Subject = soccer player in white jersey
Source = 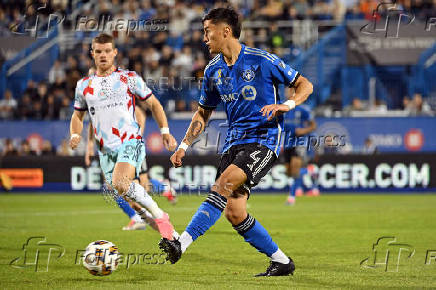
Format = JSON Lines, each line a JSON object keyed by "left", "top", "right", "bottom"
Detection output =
{"left": 69, "top": 33, "right": 177, "bottom": 240}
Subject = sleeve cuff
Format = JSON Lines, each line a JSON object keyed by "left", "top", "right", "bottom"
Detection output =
{"left": 289, "top": 72, "right": 300, "bottom": 88}
{"left": 74, "top": 107, "right": 88, "bottom": 111}
{"left": 139, "top": 92, "right": 152, "bottom": 100}
{"left": 198, "top": 103, "right": 217, "bottom": 110}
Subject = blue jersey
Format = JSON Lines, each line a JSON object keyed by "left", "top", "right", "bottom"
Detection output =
{"left": 199, "top": 45, "right": 300, "bottom": 156}
{"left": 283, "top": 105, "right": 314, "bottom": 149}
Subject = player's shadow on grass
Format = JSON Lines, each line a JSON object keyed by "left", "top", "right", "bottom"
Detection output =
{"left": 209, "top": 230, "right": 239, "bottom": 236}
{"left": 185, "top": 252, "right": 249, "bottom": 267}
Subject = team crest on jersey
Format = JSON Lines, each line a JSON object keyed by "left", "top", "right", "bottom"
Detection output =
{"left": 241, "top": 69, "right": 255, "bottom": 82}
{"left": 279, "top": 61, "right": 286, "bottom": 69}
{"left": 241, "top": 85, "right": 257, "bottom": 101}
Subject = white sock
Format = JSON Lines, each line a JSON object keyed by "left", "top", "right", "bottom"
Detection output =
{"left": 126, "top": 182, "right": 163, "bottom": 219}
{"left": 132, "top": 214, "right": 143, "bottom": 223}
{"left": 179, "top": 231, "right": 193, "bottom": 253}
{"left": 271, "top": 249, "right": 290, "bottom": 264}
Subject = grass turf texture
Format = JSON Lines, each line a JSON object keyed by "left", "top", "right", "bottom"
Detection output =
{"left": 0, "top": 193, "right": 435, "bottom": 289}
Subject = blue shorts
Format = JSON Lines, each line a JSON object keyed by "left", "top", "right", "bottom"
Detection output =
{"left": 99, "top": 139, "right": 146, "bottom": 184}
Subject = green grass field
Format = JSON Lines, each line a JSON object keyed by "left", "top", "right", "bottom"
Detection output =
{"left": 1, "top": 193, "right": 436, "bottom": 289}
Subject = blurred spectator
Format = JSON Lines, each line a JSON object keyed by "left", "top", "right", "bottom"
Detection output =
{"left": 402, "top": 96, "right": 410, "bottom": 110}
{"left": 41, "top": 140, "right": 55, "bottom": 155}
{"left": 48, "top": 60, "right": 66, "bottom": 84}
{"left": 35, "top": 83, "right": 48, "bottom": 102}
{"left": 24, "top": 80, "right": 38, "bottom": 100}
{"left": 175, "top": 99, "right": 187, "bottom": 112}
{"left": 2, "top": 138, "right": 18, "bottom": 156}
{"left": 362, "top": 137, "right": 378, "bottom": 154}
{"left": 372, "top": 99, "right": 387, "bottom": 112}
{"left": 259, "top": 0, "right": 283, "bottom": 20}
{"left": 406, "top": 93, "right": 433, "bottom": 116}
{"left": 0, "top": 90, "right": 17, "bottom": 119}
{"left": 43, "top": 93, "right": 61, "bottom": 120}
{"left": 293, "top": 0, "right": 311, "bottom": 18}
{"left": 169, "top": 5, "right": 190, "bottom": 36}
{"left": 268, "top": 23, "right": 286, "bottom": 49}
{"left": 16, "top": 94, "right": 33, "bottom": 120}
{"left": 57, "top": 139, "right": 74, "bottom": 156}
{"left": 59, "top": 96, "right": 73, "bottom": 120}
{"left": 173, "top": 46, "right": 193, "bottom": 77}
{"left": 145, "top": 60, "right": 164, "bottom": 81}
{"left": 160, "top": 45, "right": 174, "bottom": 67}
{"left": 29, "top": 100, "right": 44, "bottom": 120}
{"left": 343, "top": 98, "right": 366, "bottom": 115}
{"left": 19, "top": 140, "right": 37, "bottom": 156}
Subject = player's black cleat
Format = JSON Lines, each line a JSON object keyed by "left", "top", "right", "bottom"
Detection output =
{"left": 158, "top": 238, "right": 182, "bottom": 264}
{"left": 255, "top": 257, "right": 295, "bottom": 277}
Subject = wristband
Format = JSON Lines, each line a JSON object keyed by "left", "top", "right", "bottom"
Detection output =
{"left": 178, "top": 142, "right": 189, "bottom": 151}
{"left": 283, "top": 100, "right": 296, "bottom": 110}
{"left": 160, "top": 127, "right": 170, "bottom": 134}
{"left": 71, "top": 133, "right": 81, "bottom": 139}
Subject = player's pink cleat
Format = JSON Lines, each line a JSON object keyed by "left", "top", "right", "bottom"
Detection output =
{"left": 306, "top": 188, "right": 320, "bottom": 196}
{"left": 162, "top": 179, "right": 177, "bottom": 204}
{"left": 286, "top": 196, "right": 296, "bottom": 205}
{"left": 295, "top": 188, "right": 304, "bottom": 197}
{"left": 162, "top": 188, "right": 177, "bottom": 204}
{"left": 154, "top": 213, "right": 175, "bottom": 240}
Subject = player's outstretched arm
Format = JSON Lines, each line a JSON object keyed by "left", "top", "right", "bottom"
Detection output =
{"left": 170, "top": 107, "right": 213, "bottom": 168}
{"left": 70, "top": 110, "right": 86, "bottom": 150}
{"left": 143, "top": 94, "right": 177, "bottom": 151}
{"left": 260, "top": 76, "right": 313, "bottom": 121}
{"left": 84, "top": 123, "right": 95, "bottom": 166}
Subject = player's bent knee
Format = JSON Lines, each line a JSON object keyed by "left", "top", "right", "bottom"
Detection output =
{"left": 224, "top": 208, "right": 246, "bottom": 225}
{"left": 212, "top": 178, "right": 232, "bottom": 197}
{"left": 214, "top": 177, "right": 241, "bottom": 197}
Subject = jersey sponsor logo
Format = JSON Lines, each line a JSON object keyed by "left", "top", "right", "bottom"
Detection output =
{"left": 220, "top": 92, "right": 238, "bottom": 102}
{"left": 241, "top": 69, "right": 255, "bottom": 82}
{"left": 93, "top": 102, "right": 125, "bottom": 111}
{"left": 241, "top": 85, "right": 257, "bottom": 101}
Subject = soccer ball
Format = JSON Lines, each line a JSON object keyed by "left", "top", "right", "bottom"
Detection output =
{"left": 82, "top": 240, "right": 119, "bottom": 276}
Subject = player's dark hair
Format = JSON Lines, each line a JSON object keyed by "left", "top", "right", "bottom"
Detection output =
{"left": 202, "top": 7, "right": 241, "bottom": 39}
{"left": 92, "top": 33, "right": 115, "bottom": 48}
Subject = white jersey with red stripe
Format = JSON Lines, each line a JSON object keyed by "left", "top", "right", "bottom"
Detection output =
{"left": 74, "top": 67, "right": 152, "bottom": 153}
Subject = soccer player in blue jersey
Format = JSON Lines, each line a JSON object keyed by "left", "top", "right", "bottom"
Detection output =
{"left": 159, "top": 8, "right": 313, "bottom": 276}
{"left": 282, "top": 104, "right": 318, "bottom": 205}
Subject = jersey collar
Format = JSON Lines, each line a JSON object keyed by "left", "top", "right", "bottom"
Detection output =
{"left": 95, "top": 66, "right": 117, "bottom": 77}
